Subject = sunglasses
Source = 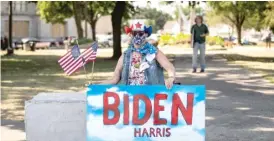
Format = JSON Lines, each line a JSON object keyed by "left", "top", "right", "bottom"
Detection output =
{"left": 132, "top": 31, "right": 145, "bottom": 36}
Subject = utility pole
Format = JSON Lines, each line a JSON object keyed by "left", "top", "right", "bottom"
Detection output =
{"left": 7, "top": 1, "right": 14, "bottom": 55}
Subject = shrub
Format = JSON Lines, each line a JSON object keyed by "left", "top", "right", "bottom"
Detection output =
{"left": 206, "top": 36, "right": 224, "bottom": 46}
{"left": 158, "top": 33, "right": 224, "bottom": 47}
{"left": 175, "top": 33, "right": 191, "bottom": 44}
{"left": 159, "top": 33, "right": 191, "bottom": 46}
{"left": 71, "top": 38, "right": 93, "bottom": 45}
{"left": 77, "top": 38, "right": 93, "bottom": 45}
{"left": 159, "top": 34, "right": 172, "bottom": 45}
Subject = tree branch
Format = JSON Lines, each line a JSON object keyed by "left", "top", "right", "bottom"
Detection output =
{"left": 226, "top": 15, "right": 236, "bottom": 24}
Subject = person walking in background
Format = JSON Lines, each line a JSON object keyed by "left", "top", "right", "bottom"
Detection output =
{"left": 191, "top": 16, "right": 209, "bottom": 73}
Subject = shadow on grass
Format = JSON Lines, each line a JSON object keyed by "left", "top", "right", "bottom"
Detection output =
{"left": 218, "top": 53, "right": 274, "bottom": 84}
{"left": 219, "top": 54, "right": 274, "bottom": 62}
{"left": 175, "top": 55, "right": 274, "bottom": 141}
{"left": 1, "top": 52, "right": 176, "bottom": 135}
{"left": 1, "top": 54, "right": 117, "bottom": 122}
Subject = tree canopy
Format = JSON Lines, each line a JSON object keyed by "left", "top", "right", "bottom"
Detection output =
{"left": 175, "top": 6, "right": 203, "bottom": 21}
{"left": 264, "top": 1, "right": 274, "bottom": 32}
{"left": 134, "top": 8, "right": 172, "bottom": 33}
{"left": 208, "top": 1, "right": 268, "bottom": 44}
{"left": 37, "top": 1, "right": 73, "bottom": 24}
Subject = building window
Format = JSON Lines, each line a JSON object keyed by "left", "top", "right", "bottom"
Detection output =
{"left": 3, "top": 2, "right": 9, "bottom": 11}
{"left": 12, "top": 2, "right": 16, "bottom": 11}
{"left": 21, "top": 2, "right": 27, "bottom": 12}
{"left": 12, "top": 1, "right": 27, "bottom": 12}
{"left": 15, "top": 1, "right": 21, "bottom": 12}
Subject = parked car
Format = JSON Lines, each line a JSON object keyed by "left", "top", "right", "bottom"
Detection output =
{"left": 13, "top": 39, "right": 24, "bottom": 50}
{"left": 21, "top": 37, "right": 38, "bottom": 51}
{"left": 21, "top": 37, "right": 38, "bottom": 44}
{"left": 97, "top": 35, "right": 112, "bottom": 48}
{"left": 40, "top": 37, "right": 65, "bottom": 47}
{"left": 40, "top": 38, "right": 56, "bottom": 47}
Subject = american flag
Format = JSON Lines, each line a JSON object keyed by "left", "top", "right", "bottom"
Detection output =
{"left": 58, "top": 42, "right": 98, "bottom": 75}
{"left": 81, "top": 42, "right": 98, "bottom": 62}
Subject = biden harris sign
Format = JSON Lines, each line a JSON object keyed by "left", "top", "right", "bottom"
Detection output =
{"left": 86, "top": 85, "right": 206, "bottom": 141}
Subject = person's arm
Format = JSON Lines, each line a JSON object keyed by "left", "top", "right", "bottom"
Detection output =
{"left": 156, "top": 50, "right": 176, "bottom": 89}
{"left": 100, "top": 54, "right": 124, "bottom": 84}
{"left": 205, "top": 25, "right": 209, "bottom": 36}
{"left": 190, "top": 25, "right": 194, "bottom": 41}
{"left": 201, "top": 25, "right": 209, "bottom": 37}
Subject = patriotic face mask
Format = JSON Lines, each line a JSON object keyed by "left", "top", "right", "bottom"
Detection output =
{"left": 133, "top": 31, "right": 146, "bottom": 45}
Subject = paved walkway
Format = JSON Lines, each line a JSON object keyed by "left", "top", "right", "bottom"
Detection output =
{"left": 1, "top": 120, "right": 25, "bottom": 141}
{"left": 174, "top": 53, "right": 274, "bottom": 141}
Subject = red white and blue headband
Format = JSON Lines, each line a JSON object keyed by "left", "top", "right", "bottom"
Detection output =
{"left": 124, "top": 22, "right": 152, "bottom": 37}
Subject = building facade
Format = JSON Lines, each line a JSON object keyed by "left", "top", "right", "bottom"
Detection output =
{"left": 1, "top": 1, "right": 112, "bottom": 40}
{"left": 1, "top": 1, "right": 39, "bottom": 39}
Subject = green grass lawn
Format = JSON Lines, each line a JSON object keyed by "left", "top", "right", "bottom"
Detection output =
{"left": 2, "top": 47, "right": 272, "bottom": 121}
{"left": 1, "top": 49, "right": 175, "bottom": 121}
{"left": 1, "top": 51, "right": 116, "bottom": 121}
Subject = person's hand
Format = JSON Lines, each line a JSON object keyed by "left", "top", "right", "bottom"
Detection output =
{"left": 200, "top": 34, "right": 206, "bottom": 37}
{"left": 165, "top": 77, "right": 174, "bottom": 89}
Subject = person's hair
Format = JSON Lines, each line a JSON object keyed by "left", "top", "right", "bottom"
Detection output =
{"left": 195, "top": 16, "right": 203, "bottom": 24}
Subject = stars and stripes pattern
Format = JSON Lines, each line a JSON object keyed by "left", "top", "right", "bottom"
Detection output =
{"left": 58, "top": 42, "right": 98, "bottom": 75}
{"left": 81, "top": 42, "right": 98, "bottom": 63}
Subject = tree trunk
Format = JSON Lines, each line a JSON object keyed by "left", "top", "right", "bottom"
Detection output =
{"left": 236, "top": 24, "right": 242, "bottom": 45}
{"left": 85, "top": 21, "right": 88, "bottom": 38}
{"left": 189, "top": 2, "right": 196, "bottom": 31}
{"left": 111, "top": 1, "right": 126, "bottom": 60}
{"left": 7, "top": 1, "right": 14, "bottom": 55}
{"left": 90, "top": 20, "right": 97, "bottom": 41}
{"left": 72, "top": 2, "right": 83, "bottom": 38}
{"left": 177, "top": 3, "right": 182, "bottom": 33}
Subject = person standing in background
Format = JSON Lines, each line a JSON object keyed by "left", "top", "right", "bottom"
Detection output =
{"left": 191, "top": 16, "right": 209, "bottom": 73}
{"left": 1, "top": 37, "right": 4, "bottom": 50}
{"left": 265, "top": 28, "right": 272, "bottom": 49}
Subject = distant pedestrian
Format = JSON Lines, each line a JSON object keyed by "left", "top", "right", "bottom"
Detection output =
{"left": 64, "top": 37, "right": 70, "bottom": 51}
{"left": 191, "top": 16, "right": 209, "bottom": 73}
{"left": 265, "top": 29, "right": 272, "bottom": 49}
{"left": 3, "top": 36, "right": 8, "bottom": 50}
{"left": 1, "top": 37, "right": 4, "bottom": 50}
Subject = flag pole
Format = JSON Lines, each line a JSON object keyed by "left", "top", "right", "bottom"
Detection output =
{"left": 90, "top": 60, "right": 95, "bottom": 84}
{"left": 90, "top": 41, "right": 98, "bottom": 84}
{"left": 76, "top": 39, "right": 90, "bottom": 84}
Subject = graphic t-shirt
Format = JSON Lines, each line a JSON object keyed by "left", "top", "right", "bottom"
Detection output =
{"left": 128, "top": 52, "right": 145, "bottom": 85}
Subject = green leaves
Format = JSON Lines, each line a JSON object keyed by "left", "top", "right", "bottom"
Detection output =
{"left": 264, "top": 2, "right": 274, "bottom": 31}
{"left": 208, "top": 1, "right": 273, "bottom": 32}
{"left": 134, "top": 8, "right": 172, "bottom": 33}
{"left": 208, "top": 1, "right": 271, "bottom": 45}
{"left": 37, "top": 1, "right": 73, "bottom": 24}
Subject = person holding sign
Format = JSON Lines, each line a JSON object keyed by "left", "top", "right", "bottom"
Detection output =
{"left": 191, "top": 16, "right": 209, "bottom": 73}
{"left": 101, "top": 22, "right": 176, "bottom": 89}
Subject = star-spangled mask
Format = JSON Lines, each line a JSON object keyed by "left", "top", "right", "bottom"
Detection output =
{"left": 133, "top": 33, "right": 146, "bottom": 45}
